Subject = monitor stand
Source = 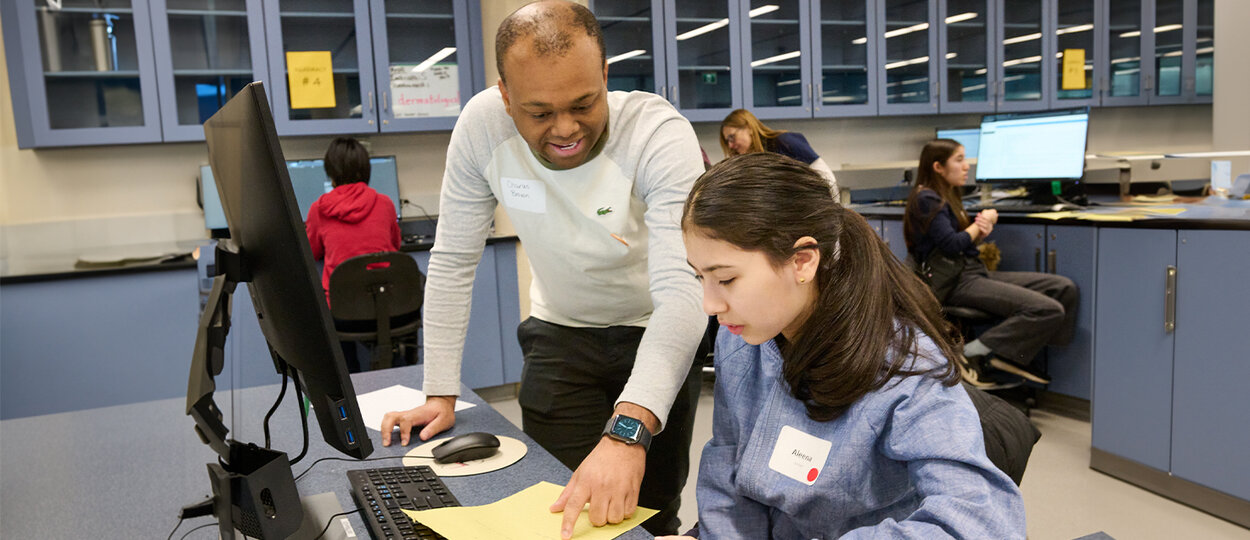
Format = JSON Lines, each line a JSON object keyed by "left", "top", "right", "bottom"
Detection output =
{"left": 234, "top": 492, "right": 356, "bottom": 540}
{"left": 186, "top": 242, "right": 305, "bottom": 539}
{"left": 1024, "top": 180, "right": 1088, "bottom": 207}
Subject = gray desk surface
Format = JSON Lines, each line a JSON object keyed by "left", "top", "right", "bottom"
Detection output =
{"left": 851, "top": 196, "right": 1250, "bottom": 229}
{"left": 0, "top": 365, "right": 651, "bottom": 539}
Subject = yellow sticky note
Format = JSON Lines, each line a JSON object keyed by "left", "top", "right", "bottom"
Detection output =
{"left": 400, "top": 481, "right": 657, "bottom": 540}
{"left": 286, "top": 51, "right": 336, "bottom": 109}
{"left": 1062, "top": 49, "right": 1087, "bottom": 90}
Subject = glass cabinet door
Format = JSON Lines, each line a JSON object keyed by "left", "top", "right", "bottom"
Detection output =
{"left": 1051, "top": 0, "right": 1098, "bottom": 108}
{"left": 664, "top": 0, "right": 741, "bottom": 122}
{"left": 996, "top": 0, "right": 1046, "bottom": 111}
{"left": 1103, "top": 0, "right": 1146, "bottom": 105}
{"left": 11, "top": 0, "right": 162, "bottom": 147}
{"left": 742, "top": 0, "right": 811, "bottom": 119}
{"left": 878, "top": 0, "right": 938, "bottom": 115}
{"left": 813, "top": 0, "right": 876, "bottom": 117}
{"left": 1149, "top": 0, "right": 1186, "bottom": 102}
{"left": 591, "top": 0, "right": 666, "bottom": 98}
{"left": 263, "top": 0, "right": 376, "bottom": 136}
{"left": 150, "top": 0, "right": 269, "bottom": 141}
{"left": 371, "top": 0, "right": 476, "bottom": 132}
{"left": 1194, "top": 0, "right": 1212, "bottom": 100}
{"left": 938, "top": 0, "right": 993, "bottom": 113}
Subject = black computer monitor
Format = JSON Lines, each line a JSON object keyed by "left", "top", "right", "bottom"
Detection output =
{"left": 974, "top": 109, "right": 1089, "bottom": 182}
{"left": 190, "top": 81, "right": 373, "bottom": 538}
{"left": 936, "top": 127, "right": 981, "bottom": 159}
{"left": 200, "top": 156, "right": 402, "bottom": 234}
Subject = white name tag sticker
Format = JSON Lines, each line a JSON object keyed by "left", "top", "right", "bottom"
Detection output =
{"left": 501, "top": 177, "right": 547, "bottom": 214}
{"left": 768, "top": 425, "right": 833, "bottom": 486}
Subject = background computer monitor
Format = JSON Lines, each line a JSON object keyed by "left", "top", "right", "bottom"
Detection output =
{"left": 201, "top": 156, "right": 402, "bottom": 232}
{"left": 936, "top": 127, "right": 981, "bottom": 159}
{"left": 201, "top": 82, "right": 372, "bottom": 461}
{"left": 974, "top": 109, "right": 1089, "bottom": 182}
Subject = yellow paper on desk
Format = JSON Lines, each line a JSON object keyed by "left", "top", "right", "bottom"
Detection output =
{"left": 400, "top": 481, "right": 657, "bottom": 540}
{"left": 1025, "top": 211, "right": 1081, "bottom": 220}
{"left": 286, "top": 51, "right": 336, "bottom": 109}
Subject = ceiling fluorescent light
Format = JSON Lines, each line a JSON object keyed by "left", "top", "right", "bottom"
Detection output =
{"left": 884, "top": 22, "right": 929, "bottom": 39}
{"left": 852, "top": 37, "right": 868, "bottom": 45}
{"left": 1002, "top": 55, "right": 1041, "bottom": 67}
{"left": 885, "top": 56, "right": 929, "bottom": 70}
{"left": 1003, "top": 32, "right": 1041, "bottom": 45}
{"left": 411, "top": 47, "right": 456, "bottom": 72}
{"left": 752, "top": 50, "right": 801, "bottom": 67}
{"left": 606, "top": 49, "right": 646, "bottom": 65}
{"left": 1057, "top": 23, "right": 1094, "bottom": 35}
{"left": 677, "top": 5, "right": 778, "bottom": 41}
{"left": 945, "top": 12, "right": 978, "bottom": 24}
{"left": 1121, "top": 24, "right": 1183, "bottom": 38}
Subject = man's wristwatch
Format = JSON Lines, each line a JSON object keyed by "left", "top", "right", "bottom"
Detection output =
{"left": 602, "top": 413, "right": 653, "bottom": 452}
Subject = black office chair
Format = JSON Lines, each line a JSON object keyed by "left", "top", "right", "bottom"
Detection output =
{"left": 328, "top": 252, "right": 424, "bottom": 371}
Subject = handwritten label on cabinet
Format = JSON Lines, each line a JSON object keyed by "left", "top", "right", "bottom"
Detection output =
{"left": 1062, "top": 49, "right": 1087, "bottom": 90}
{"left": 390, "top": 64, "right": 460, "bottom": 119}
{"left": 286, "top": 51, "right": 336, "bottom": 109}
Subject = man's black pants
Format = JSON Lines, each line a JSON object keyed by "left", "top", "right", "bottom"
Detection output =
{"left": 516, "top": 317, "right": 703, "bottom": 536}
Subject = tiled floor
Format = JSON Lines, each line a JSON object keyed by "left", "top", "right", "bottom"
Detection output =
{"left": 486, "top": 381, "right": 1249, "bottom": 539}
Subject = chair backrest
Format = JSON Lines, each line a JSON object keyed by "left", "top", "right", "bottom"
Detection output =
{"left": 328, "top": 252, "right": 424, "bottom": 324}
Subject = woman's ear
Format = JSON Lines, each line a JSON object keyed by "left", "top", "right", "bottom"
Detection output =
{"left": 791, "top": 236, "right": 821, "bottom": 284}
{"left": 932, "top": 160, "right": 945, "bottom": 177}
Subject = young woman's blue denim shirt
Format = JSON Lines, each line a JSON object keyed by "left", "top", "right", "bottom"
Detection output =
{"left": 696, "top": 330, "right": 1026, "bottom": 539}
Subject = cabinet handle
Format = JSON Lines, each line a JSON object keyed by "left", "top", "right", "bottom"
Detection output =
{"left": 659, "top": 85, "right": 666, "bottom": 99}
{"left": 1034, "top": 247, "right": 1041, "bottom": 272}
{"left": 805, "top": 83, "right": 811, "bottom": 112}
{"left": 1164, "top": 265, "right": 1177, "bottom": 333}
{"left": 815, "top": 82, "right": 822, "bottom": 111}
{"left": 368, "top": 91, "right": 374, "bottom": 113}
{"left": 1144, "top": 74, "right": 1153, "bottom": 92}
{"left": 671, "top": 85, "right": 677, "bottom": 105}
{"left": 1047, "top": 249, "right": 1056, "bottom": 274}
{"left": 382, "top": 91, "right": 388, "bottom": 113}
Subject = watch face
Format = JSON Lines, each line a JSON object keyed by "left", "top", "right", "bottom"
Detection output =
{"left": 611, "top": 416, "right": 642, "bottom": 440}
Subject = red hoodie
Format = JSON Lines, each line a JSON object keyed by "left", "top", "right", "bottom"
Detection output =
{"left": 306, "top": 182, "right": 401, "bottom": 299}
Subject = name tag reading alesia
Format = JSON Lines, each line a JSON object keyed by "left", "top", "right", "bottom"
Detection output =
{"left": 768, "top": 425, "right": 832, "bottom": 486}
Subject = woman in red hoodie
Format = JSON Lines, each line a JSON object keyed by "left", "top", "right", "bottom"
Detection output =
{"left": 306, "top": 137, "right": 402, "bottom": 300}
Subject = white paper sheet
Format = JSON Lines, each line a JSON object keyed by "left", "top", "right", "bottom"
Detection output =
{"left": 356, "top": 384, "right": 475, "bottom": 432}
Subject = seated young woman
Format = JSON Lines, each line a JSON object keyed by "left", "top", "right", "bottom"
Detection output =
{"left": 664, "top": 153, "right": 1025, "bottom": 539}
{"left": 904, "top": 139, "right": 1077, "bottom": 386}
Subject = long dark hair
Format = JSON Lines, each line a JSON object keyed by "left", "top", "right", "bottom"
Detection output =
{"left": 683, "top": 153, "right": 961, "bottom": 421}
{"left": 904, "top": 139, "right": 967, "bottom": 253}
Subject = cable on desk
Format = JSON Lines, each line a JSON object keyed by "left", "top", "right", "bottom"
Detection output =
{"left": 166, "top": 516, "right": 184, "bottom": 540}
{"left": 314, "top": 508, "right": 364, "bottom": 540}
{"left": 401, "top": 199, "right": 436, "bottom": 223}
{"left": 292, "top": 454, "right": 435, "bottom": 483}
{"left": 262, "top": 365, "right": 290, "bottom": 449}
{"left": 178, "top": 522, "right": 215, "bottom": 540}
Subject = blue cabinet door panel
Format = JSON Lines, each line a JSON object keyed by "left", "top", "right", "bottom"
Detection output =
{"left": 987, "top": 223, "right": 1046, "bottom": 272}
{"left": 1, "top": 269, "right": 200, "bottom": 419}
{"left": 1170, "top": 230, "right": 1250, "bottom": 500}
{"left": 1045, "top": 225, "right": 1096, "bottom": 400}
{"left": 880, "top": 218, "right": 908, "bottom": 262}
{"left": 1092, "top": 228, "right": 1175, "bottom": 471}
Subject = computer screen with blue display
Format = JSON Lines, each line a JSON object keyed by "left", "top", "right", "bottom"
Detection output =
{"left": 936, "top": 128, "right": 980, "bottom": 159}
{"left": 201, "top": 156, "right": 402, "bottom": 231}
{"left": 974, "top": 110, "right": 1089, "bottom": 182}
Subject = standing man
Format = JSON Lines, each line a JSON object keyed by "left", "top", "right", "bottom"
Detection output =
{"left": 379, "top": 2, "right": 707, "bottom": 538}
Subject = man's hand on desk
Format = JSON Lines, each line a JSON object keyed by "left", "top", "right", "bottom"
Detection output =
{"left": 379, "top": 395, "right": 457, "bottom": 446}
{"left": 550, "top": 403, "right": 658, "bottom": 539}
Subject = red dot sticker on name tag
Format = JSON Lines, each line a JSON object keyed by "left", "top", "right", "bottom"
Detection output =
{"left": 768, "top": 425, "right": 833, "bottom": 486}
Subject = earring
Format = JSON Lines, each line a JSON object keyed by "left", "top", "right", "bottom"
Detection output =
{"left": 799, "top": 278, "right": 806, "bottom": 283}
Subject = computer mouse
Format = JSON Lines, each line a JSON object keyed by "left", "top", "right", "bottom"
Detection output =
{"left": 432, "top": 432, "right": 501, "bottom": 464}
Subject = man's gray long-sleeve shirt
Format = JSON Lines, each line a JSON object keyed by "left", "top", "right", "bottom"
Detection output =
{"left": 422, "top": 87, "right": 707, "bottom": 430}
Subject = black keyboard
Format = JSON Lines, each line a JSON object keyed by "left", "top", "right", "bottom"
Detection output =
{"left": 347, "top": 465, "right": 461, "bottom": 540}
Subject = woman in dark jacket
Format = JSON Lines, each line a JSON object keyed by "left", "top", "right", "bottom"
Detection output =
{"left": 904, "top": 139, "right": 1077, "bottom": 387}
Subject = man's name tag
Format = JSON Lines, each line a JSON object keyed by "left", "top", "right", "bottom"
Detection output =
{"left": 768, "top": 425, "right": 832, "bottom": 486}
{"left": 501, "top": 177, "right": 547, "bottom": 214}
